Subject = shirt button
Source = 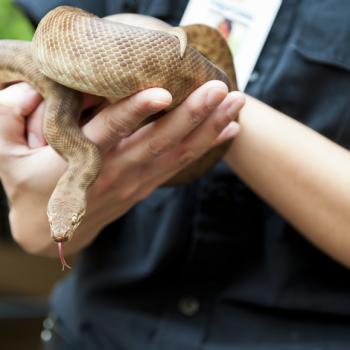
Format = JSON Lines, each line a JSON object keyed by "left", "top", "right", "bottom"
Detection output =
{"left": 42, "top": 317, "right": 54, "bottom": 330}
{"left": 40, "top": 329, "right": 52, "bottom": 342}
{"left": 249, "top": 70, "right": 260, "bottom": 83}
{"left": 177, "top": 296, "right": 200, "bottom": 316}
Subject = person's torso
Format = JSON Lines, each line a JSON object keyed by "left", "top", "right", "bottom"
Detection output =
{"left": 16, "top": 0, "right": 350, "bottom": 348}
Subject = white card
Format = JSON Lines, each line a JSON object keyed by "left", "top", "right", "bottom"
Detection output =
{"left": 181, "top": 0, "right": 282, "bottom": 90}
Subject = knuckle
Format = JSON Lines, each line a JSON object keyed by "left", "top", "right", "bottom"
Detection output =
{"left": 212, "top": 114, "right": 232, "bottom": 133}
{"left": 177, "top": 149, "right": 196, "bottom": 168}
{"left": 104, "top": 113, "right": 134, "bottom": 138}
{"left": 147, "top": 135, "right": 172, "bottom": 157}
{"left": 129, "top": 94, "right": 151, "bottom": 119}
{"left": 187, "top": 101, "right": 209, "bottom": 127}
{"left": 3, "top": 172, "right": 31, "bottom": 205}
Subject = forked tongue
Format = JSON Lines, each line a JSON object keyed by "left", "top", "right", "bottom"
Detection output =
{"left": 58, "top": 242, "right": 72, "bottom": 271}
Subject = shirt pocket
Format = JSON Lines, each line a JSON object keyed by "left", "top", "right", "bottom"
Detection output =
{"left": 290, "top": 0, "right": 350, "bottom": 146}
{"left": 294, "top": 0, "right": 350, "bottom": 71}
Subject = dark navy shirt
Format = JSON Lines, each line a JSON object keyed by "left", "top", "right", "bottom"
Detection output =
{"left": 16, "top": 0, "right": 350, "bottom": 349}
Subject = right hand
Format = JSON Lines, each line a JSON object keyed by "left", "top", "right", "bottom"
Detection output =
{"left": 0, "top": 81, "right": 244, "bottom": 256}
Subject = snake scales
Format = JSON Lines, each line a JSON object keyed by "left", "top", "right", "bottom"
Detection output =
{"left": 0, "top": 6, "right": 236, "bottom": 268}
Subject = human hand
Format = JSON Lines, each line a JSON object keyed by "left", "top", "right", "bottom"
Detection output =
{"left": 0, "top": 81, "right": 244, "bottom": 256}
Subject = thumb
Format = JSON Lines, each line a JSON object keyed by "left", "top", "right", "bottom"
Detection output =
{"left": 0, "top": 82, "right": 42, "bottom": 146}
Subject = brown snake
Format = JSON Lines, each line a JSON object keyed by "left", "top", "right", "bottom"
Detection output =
{"left": 0, "top": 6, "right": 236, "bottom": 269}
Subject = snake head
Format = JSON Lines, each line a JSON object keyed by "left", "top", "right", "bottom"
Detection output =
{"left": 47, "top": 195, "right": 86, "bottom": 243}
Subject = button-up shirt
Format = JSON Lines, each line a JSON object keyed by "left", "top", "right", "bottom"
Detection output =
{"left": 16, "top": 0, "right": 350, "bottom": 349}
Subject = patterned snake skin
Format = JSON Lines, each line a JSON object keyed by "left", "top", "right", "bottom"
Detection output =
{"left": 0, "top": 6, "right": 236, "bottom": 265}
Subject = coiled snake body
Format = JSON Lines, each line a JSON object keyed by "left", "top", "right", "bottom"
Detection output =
{"left": 0, "top": 6, "right": 236, "bottom": 268}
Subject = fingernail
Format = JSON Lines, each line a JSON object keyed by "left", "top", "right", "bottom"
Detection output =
{"left": 206, "top": 87, "right": 227, "bottom": 108}
{"left": 28, "top": 132, "right": 41, "bottom": 148}
{"left": 149, "top": 90, "right": 172, "bottom": 111}
{"left": 150, "top": 99, "right": 170, "bottom": 110}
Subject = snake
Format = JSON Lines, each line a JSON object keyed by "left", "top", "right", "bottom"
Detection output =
{"left": 0, "top": 6, "right": 236, "bottom": 269}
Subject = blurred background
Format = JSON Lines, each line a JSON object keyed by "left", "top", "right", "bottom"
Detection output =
{"left": 0, "top": 1, "right": 66, "bottom": 348}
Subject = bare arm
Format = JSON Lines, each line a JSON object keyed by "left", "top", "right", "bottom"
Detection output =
{"left": 225, "top": 95, "right": 350, "bottom": 267}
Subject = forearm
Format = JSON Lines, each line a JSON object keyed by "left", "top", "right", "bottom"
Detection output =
{"left": 225, "top": 95, "right": 350, "bottom": 267}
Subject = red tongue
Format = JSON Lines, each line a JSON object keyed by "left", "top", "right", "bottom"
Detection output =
{"left": 58, "top": 242, "right": 72, "bottom": 271}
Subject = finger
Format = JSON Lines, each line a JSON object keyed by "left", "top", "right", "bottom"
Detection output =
{"left": 0, "top": 82, "right": 42, "bottom": 146}
{"left": 83, "top": 88, "right": 172, "bottom": 152}
{"left": 116, "top": 80, "right": 228, "bottom": 163}
{"left": 211, "top": 121, "right": 240, "bottom": 147}
{"left": 0, "top": 82, "right": 42, "bottom": 116}
{"left": 129, "top": 122, "right": 241, "bottom": 204}
{"left": 144, "top": 91, "right": 245, "bottom": 180}
{"left": 26, "top": 100, "right": 47, "bottom": 148}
